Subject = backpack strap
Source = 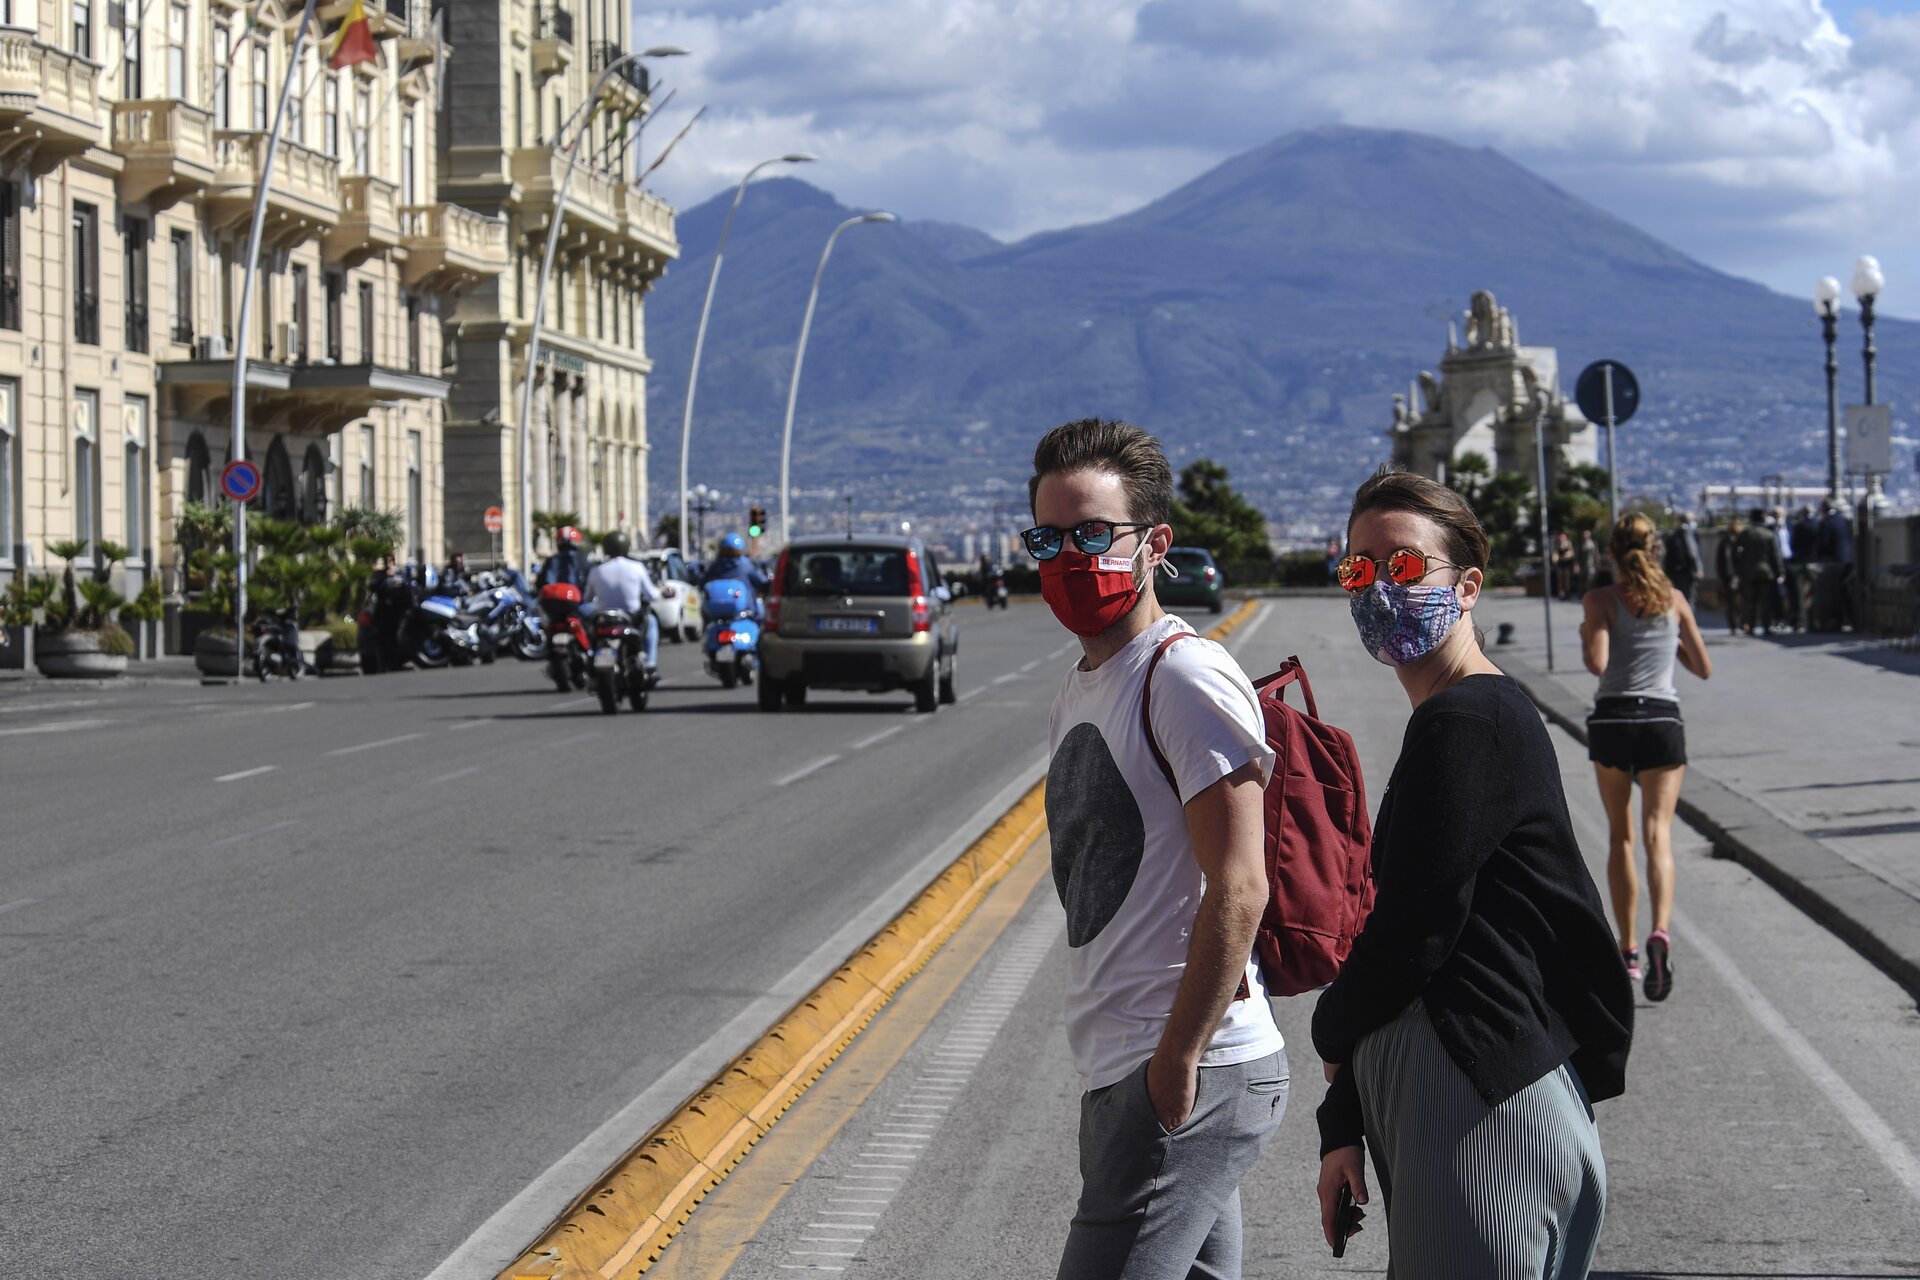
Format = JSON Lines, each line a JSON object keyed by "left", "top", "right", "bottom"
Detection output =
{"left": 1142, "top": 629, "right": 1251, "bottom": 1003}
{"left": 1140, "top": 631, "right": 1199, "bottom": 797}
{"left": 1257, "top": 655, "right": 1317, "bottom": 718}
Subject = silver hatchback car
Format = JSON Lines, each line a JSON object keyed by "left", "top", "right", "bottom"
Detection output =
{"left": 758, "top": 535, "right": 960, "bottom": 713}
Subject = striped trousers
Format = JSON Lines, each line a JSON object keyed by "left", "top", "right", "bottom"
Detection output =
{"left": 1354, "top": 1000, "right": 1606, "bottom": 1280}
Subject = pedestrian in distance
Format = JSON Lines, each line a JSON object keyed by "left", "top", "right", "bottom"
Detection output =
{"left": 1315, "top": 468, "right": 1632, "bottom": 1280}
{"left": 1582, "top": 512, "right": 1711, "bottom": 1000}
{"left": 1734, "top": 507, "right": 1785, "bottom": 637}
{"left": 1789, "top": 505, "right": 1820, "bottom": 629}
{"left": 1816, "top": 499, "right": 1856, "bottom": 631}
{"left": 1662, "top": 511, "right": 1704, "bottom": 605}
{"left": 1714, "top": 516, "right": 1745, "bottom": 637}
{"left": 1578, "top": 528, "right": 1601, "bottom": 594}
{"left": 1029, "top": 418, "right": 1288, "bottom": 1280}
{"left": 1554, "top": 532, "right": 1577, "bottom": 600}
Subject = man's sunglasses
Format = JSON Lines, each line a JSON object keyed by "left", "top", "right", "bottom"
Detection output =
{"left": 1020, "top": 520, "right": 1153, "bottom": 561}
{"left": 1335, "top": 547, "right": 1463, "bottom": 593}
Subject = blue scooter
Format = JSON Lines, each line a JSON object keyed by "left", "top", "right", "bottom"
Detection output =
{"left": 701, "top": 579, "right": 760, "bottom": 689}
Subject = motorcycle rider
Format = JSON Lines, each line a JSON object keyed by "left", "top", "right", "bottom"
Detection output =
{"left": 584, "top": 530, "right": 661, "bottom": 680}
{"left": 701, "top": 532, "right": 769, "bottom": 614}
{"left": 537, "top": 526, "right": 590, "bottom": 589}
{"left": 441, "top": 551, "right": 474, "bottom": 597}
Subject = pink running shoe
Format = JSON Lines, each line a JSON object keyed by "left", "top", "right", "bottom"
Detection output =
{"left": 1622, "top": 948, "right": 1641, "bottom": 983}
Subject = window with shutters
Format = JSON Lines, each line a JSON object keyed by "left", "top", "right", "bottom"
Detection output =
{"left": 123, "top": 7, "right": 143, "bottom": 98}
{"left": 123, "top": 217, "right": 150, "bottom": 354}
{"left": 168, "top": 3, "right": 188, "bottom": 100}
{"left": 169, "top": 229, "right": 193, "bottom": 345}
{"left": 74, "top": 390, "right": 100, "bottom": 557}
{"left": 124, "top": 397, "right": 150, "bottom": 563}
{"left": 357, "top": 279, "right": 374, "bottom": 363}
{"left": 73, "top": 204, "right": 100, "bottom": 346}
{"left": 0, "top": 183, "right": 19, "bottom": 332}
{"left": 213, "top": 24, "right": 230, "bottom": 127}
{"left": 251, "top": 41, "right": 269, "bottom": 130}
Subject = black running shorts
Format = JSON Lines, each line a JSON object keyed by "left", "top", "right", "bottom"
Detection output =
{"left": 1586, "top": 696, "right": 1686, "bottom": 774}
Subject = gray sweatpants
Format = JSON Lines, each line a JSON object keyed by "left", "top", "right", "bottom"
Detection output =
{"left": 1355, "top": 1000, "right": 1606, "bottom": 1280}
{"left": 1056, "top": 1049, "right": 1289, "bottom": 1280}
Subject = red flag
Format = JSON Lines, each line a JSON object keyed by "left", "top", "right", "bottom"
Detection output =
{"left": 328, "top": 0, "right": 376, "bottom": 70}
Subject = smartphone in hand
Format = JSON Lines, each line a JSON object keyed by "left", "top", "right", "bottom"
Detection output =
{"left": 1331, "top": 1185, "right": 1366, "bottom": 1258}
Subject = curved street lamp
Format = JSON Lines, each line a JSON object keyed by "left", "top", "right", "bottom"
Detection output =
{"left": 677, "top": 153, "right": 818, "bottom": 558}
{"left": 516, "top": 44, "right": 689, "bottom": 573}
{"left": 779, "top": 212, "right": 896, "bottom": 546}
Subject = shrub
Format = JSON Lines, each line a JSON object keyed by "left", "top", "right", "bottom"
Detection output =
{"left": 95, "top": 624, "right": 135, "bottom": 657}
{"left": 324, "top": 617, "right": 359, "bottom": 649}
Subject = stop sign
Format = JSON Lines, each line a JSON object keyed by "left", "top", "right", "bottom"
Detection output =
{"left": 483, "top": 506, "right": 504, "bottom": 534}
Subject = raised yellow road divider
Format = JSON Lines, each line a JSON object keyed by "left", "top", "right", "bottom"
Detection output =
{"left": 500, "top": 598, "right": 1261, "bottom": 1280}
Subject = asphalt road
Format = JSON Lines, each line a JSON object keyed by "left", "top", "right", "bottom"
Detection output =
{"left": 655, "top": 599, "right": 1920, "bottom": 1280}
{"left": 0, "top": 600, "right": 1124, "bottom": 1278}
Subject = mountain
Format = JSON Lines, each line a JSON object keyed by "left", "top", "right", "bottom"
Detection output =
{"left": 645, "top": 127, "right": 1915, "bottom": 535}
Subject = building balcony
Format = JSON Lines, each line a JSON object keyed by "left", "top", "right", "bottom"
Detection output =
{"left": 158, "top": 355, "right": 449, "bottom": 435}
{"left": 111, "top": 99, "right": 216, "bottom": 209}
{"left": 510, "top": 146, "right": 622, "bottom": 237}
{"left": 531, "top": 4, "right": 574, "bottom": 78}
{"left": 206, "top": 130, "right": 340, "bottom": 246}
{"left": 619, "top": 186, "right": 679, "bottom": 267}
{"left": 587, "top": 42, "right": 652, "bottom": 99}
{"left": 324, "top": 174, "right": 403, "bottom": 264}
{"left": 0, "top": 26, "right": 108, "bottom": 176}
{"left": 400, "top": 203, "right": 510, "bottom": 294}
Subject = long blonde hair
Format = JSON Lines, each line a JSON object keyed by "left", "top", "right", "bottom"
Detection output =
{"left": 1610, "top": 512, "right": 1672, "bottom": 617}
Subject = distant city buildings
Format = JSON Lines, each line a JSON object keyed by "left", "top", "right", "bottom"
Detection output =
{"left": 1388, "top": 290, "right": 1598, "bottom": 486}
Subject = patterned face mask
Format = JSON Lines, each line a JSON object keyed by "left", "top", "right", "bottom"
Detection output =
{"left": 1349, "top": 581, "right": 1461, "bottom": 666}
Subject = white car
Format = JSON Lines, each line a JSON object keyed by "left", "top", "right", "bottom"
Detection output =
{"left": 638, "top": 549, "right": 702, "bottom": 642}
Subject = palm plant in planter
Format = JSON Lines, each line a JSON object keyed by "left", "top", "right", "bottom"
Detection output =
{"left": 186, "top": 548, "right": 242, "bottom": 676}
{"left": 32, "top": 540, "right": 134, "bottom": 677}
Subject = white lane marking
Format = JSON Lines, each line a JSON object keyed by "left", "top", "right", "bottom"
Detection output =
{"left": 214, "top": 765, "right": 277, "bottom": 783}
{"left": 852, "top": 725, "right": 905, "bottom": 751}
{"left": 426, "top": 765, "right": 483, "bottom": 787}
{"left": 1017, "top": 659, "right": 1041, "bottom": 673}
{"left": 1224, "top": 602, "right": 1271, "bottom": 653}
{"left": 0, "top": 899, "right": 39, "bottom": 916}
{"left": 0, "top": 718, "right": 110, "bottom": 737}
{"left": 956, "top": 687, "right": 986, "bottom": 703}
{"left": 447, "top": 718, "right": 491, "bottom": 731}
{"left": 324, "top": 732, "right": 424, "bottom": 757}
{"left": 209, "top": 819, "right": 298, "bottom": 849}
{"left": 1676, "top": 907, "right": 1920, "bottom": 1204}
{"left": 0, "top": 698, "right": 103, "bottom": 714}
{"left": 776, "top": 755, "right": 842, "bottom": 787}
{"left": 990, "top": 672, "right": 1020, "bottom": 685}
{"left": 551, "top": 697, "right": 596, "bottom": 712}
{"left": 421, "top": 759, "right": 1050, "bottom": 1280}
{"left": 544, "top": 729, "right": 602, "bottom": 750}
{"left": 777, "top": 914, "right": 1062, "bottom": 1274}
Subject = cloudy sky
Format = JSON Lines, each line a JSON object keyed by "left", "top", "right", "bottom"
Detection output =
{"left": 634, "top": 0, "right": 1920, "bottom": 317}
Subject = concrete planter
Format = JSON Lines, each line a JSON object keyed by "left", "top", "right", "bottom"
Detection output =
{"left": 193, "top": 631, "right": 241, "bottom": 678}
{"left": 34, "top": 631, "right": 130, "bottom": 679}
{"left": 300, "top": 629, "right": 361, "bottom": 675}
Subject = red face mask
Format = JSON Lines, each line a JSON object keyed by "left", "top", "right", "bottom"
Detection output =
{"left": 1039, "top": 547, "right": 1146, "bottom": 637}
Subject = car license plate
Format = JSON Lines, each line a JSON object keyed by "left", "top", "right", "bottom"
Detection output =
{"left": 815, "top": 616, "right": 878, "bottom": 634}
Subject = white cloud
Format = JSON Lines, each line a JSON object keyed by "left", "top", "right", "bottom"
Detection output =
{"left": 634, "top": 1, "right": 1920, "bottom": 313}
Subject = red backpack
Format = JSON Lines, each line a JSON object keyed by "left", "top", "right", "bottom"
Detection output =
{"left": 1143, "top": 636, "right": 1375, "bottom": 998}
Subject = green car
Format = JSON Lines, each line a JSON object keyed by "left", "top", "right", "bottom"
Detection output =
{"left": 1160, "top": 546, "right": 1225, "bottom": 614}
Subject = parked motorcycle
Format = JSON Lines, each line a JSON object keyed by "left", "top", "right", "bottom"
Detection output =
{"left": 585, "top": 608, "right": 654, "bottom": 714}
{"left": 701, "top": 579, "right": 760, "bottom": 689}
{"left": 538, "top": 583, "right": 590, "bottom": 693}
{"left": 403, "top": 587, "right": 478, "bottom": 669}
{"left": 250, "top": 608, "right": 304, "bottom": 681}
{"left": 479, "top": 567, "right": 545, "bottom": 661}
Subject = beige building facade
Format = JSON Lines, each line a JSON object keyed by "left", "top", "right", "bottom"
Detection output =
{"left": 1, "top": 0, "right": 509, "bottom": 656}
{"left": 437, "top": 0, "right": 677, "bottom": 561}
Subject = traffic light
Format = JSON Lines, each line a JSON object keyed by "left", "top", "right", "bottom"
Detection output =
{"left": 748, "top": 505, "right": 765, "bottom": 540}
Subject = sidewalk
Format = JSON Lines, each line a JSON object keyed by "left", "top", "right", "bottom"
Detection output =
{"left": 1478, "top": 591, "right": 1920, "bottom": 1002}
{"left": 0, "top": 653, "right": 203, "bottom": 693}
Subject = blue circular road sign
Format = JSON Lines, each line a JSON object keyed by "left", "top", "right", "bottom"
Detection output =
{"left": 221, "top": 459, "right": 262, "bottom": 503}
{"left": 1575, "top": 360, "right": 1639, "bottom": 426}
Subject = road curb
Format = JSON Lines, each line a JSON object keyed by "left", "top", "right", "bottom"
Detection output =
{"left": 497, "top": 599, "right": 1263, "bottom": 1280}
{"left": 1502, "top": 655, "right": 1920, "bottom": 1007}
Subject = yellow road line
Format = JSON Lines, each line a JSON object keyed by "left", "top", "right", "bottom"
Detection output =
{"left": 498, "top": 601, "right": 1255, "bottom": 1280}
{"left": 644, "top": 837, "right": 1054, "bottom": 1280}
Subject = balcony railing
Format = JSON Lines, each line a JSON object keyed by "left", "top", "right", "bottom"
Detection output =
{"left": 621, "top": 186, "right": 678, "bottom": 255}
{"left": 0, "top": 28, "right": 107, "bottom": 171}
{"left": 587, "top": 42, "right": 651, "bottom": 95}
{"left": 536, "top": 4, "right": 575, "bottom": 44}
{"left": 210, "top": 130, "right": 340, "bottom": 238}
{"left": 171, "top": 318, "right": 194, "bottom": 347}
{"left": 110, "top": 99, "right": 216, "bottom": 206}
{"left": 0, "top": 277, "right": 19, "bottom": 331}
{"left": 75, "top": 293, "right": 100, "bottom": 345}
{"left": 126, "top": 302, "right": 150, "bottom": 355}
{"left": 399, "top": 202, "right": 510, "bottom": 289}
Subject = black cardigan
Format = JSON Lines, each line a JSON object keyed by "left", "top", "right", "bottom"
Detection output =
{"left": 1313, "top": 675, "right": 1633, "bottom": 1155}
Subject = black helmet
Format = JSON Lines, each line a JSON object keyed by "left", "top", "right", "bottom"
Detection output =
{"left": 601, "top": 530, "right": 631, "bottom": 558}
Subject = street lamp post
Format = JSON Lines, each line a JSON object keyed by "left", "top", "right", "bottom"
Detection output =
{"left": 677, "top": 154, "right": 818, "bottom": 560}
{"left": 687, "top": 483, "right": 716, "bottom": 558}
{"left": 1852, "top": 255, "right": 1887, "bottom": 624}
{"left": 516, "top": 44, "right": 688, "bottom": 574}
{"left": 1816, "top": 275, "right": 1842, "bottom": 502}
{"left": 1854, "top": 255, "right": 1883, "bottom": 407}
{"left": 779, "top": 212, "right": 896, "bottom": 545}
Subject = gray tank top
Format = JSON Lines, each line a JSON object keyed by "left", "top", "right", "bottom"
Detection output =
{"left": 1596, "top": 591, "right": 1679, "bottom": 702}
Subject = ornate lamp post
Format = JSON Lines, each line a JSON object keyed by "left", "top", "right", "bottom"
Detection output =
{"left": 1815, "top": 275, "right": 1842, "bottom": 501}
{"left": 687, "top": 483, "right": 717, "bottom": 559}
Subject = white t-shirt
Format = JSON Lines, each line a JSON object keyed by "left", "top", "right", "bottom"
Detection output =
{"left": 584, "top": 557, "right": 659, "bottom": 615}
{"left": 1046, "top": 613, "right": 1283, "bottom": 1090}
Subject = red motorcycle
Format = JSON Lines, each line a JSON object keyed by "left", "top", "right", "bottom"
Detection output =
{"left": 538, "top": 583, "right": 590, "bottom": 693}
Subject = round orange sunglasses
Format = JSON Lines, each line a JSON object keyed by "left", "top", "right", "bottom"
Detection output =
{"left": 1335, "top": 547, "right": 1463, "bottom": 593}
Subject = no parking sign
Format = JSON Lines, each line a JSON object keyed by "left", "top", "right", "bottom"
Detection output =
{"left": 221, "top": 459, "right": 262, "bottom": 504}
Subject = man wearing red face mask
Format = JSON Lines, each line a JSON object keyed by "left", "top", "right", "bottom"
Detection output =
{"left": 1030, "top": 419, "right": 1286, "bottom": 1280}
